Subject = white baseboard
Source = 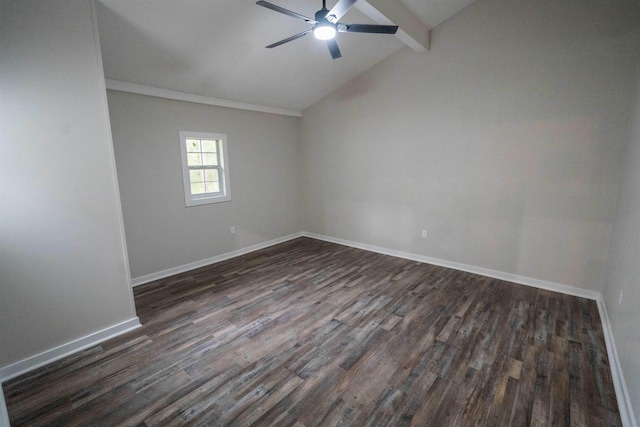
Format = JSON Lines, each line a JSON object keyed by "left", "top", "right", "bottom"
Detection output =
{"left": 1, "top": 232, "right": 633, "bottom": 426}
{"left": 0, "top": 317, "right": 141, "bottom": 384}
{"left": 131, "top": 232, "right": 305, "bottom": 287}
{"left": 0, "top": 317, "right": 141, "bottom": 425}
{"left": 302, "top": 232, "right": 600, "bottom": 301}
{"left": 303, "top": 231, "right": 636, "bottom": 426}
{"left": 596, "top": 297, "right": 637, "bottom": 427}
{"left": 133, "top": 230, "right": 599, "bottom": 299}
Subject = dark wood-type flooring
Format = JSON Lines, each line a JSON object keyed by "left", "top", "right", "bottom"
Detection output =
{"left": 4, "top": 237, "right": 621, "bottom": 426}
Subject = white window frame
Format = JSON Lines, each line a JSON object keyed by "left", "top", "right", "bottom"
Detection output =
{"left": 179, "top": 131, "right": 231, "bottom": 207}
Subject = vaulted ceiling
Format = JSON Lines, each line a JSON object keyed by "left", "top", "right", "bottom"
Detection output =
{"left": 96, "top": 0, "right": 476, "bottom": 112}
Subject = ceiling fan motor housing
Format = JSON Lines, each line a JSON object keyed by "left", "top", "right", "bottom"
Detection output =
{"left": 313, "top": 8, "right": 337, "bottom": 40}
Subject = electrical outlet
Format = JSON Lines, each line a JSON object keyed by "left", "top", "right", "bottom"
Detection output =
{"left": 421, "top": 229, "right": 428, "bottom": 239}
{"left": 230, "top": 226, "right": 236, "bottom": 234}
{"left": 618, "top": 290, "right": 623, "bottom": 305}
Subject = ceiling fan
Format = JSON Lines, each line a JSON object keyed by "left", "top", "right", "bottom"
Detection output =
{"left": 256, "top": 0, "right": 399, "bottom": 59}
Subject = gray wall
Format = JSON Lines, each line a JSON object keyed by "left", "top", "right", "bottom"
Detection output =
{"left": 107, "top": 91, "right": 302, "bottom": 280}
{"left": 0, "top": 0, "right": 137, "bottom": 369}
{"left": 301, "top": 0, "right": 640, "bottom": 293}
{"left": 603, "top": 64, "right": 640, "bottom": 426}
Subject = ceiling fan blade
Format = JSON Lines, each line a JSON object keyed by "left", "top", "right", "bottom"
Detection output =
{"left": 266, "top": 29, "right": 313, "bottom": 48}
{"left": 256, "top": 1, "right": 317, "bottom": 24}
{"left": 326, "top": 39, "right": 342, "bottom": 59}
{"left": 339, "top": 23, "right": 398, "bottom": 34}
{"left": 325, "top": 0, "right": 358, "bottom": 23}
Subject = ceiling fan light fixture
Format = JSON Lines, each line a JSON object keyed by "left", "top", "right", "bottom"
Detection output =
{"left": 257, "top": 0, "right": 398, "bottom": 59}
{"left": 313, "top": 23, "right": 336, "bottom": 40}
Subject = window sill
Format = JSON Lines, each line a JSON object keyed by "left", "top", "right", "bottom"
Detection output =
{"left": 185, "top": 194, "right": 231, "bottom": 207}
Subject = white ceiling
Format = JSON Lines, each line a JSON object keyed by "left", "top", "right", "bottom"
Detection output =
{"left": 96, "top": 0, "right": 475, "bottom": 112}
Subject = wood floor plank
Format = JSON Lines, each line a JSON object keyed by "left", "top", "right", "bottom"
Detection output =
{"left": 3, "top": 237, "right": 621, "bottom": 426}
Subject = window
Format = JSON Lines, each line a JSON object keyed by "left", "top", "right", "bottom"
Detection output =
{"left": 179, "top": 131, "right": 231, "bottom": 206}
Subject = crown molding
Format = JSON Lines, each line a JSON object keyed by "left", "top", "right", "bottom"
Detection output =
{"left": 104, "top": 79, "right": 302, "bottom": 117}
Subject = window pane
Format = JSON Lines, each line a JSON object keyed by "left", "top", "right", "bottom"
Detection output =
{"left": 202, "top": 153, "right": 218, "bottom": 166}
{"left": 181, "top": 132, "right": 229, "bottom": 205}
{"left": 205, "top": 181, "right": 220, "bottom": 193}
{"left": 201, "top": 139, "right": 217, "bottom": 153}
{"left": 204, "top": 169, "right": 219, "bottom": 182}
{"left": 187, "top": 153, "right": 202, "bottom": 166}
{"left": 189, "top": 169, "right": 204, "bottom": 183}
{"left": 191, "top": 182, "right": 205, "bottom": 194}
{"left": 186, "top": 139, "right": 201, "bottom": 153}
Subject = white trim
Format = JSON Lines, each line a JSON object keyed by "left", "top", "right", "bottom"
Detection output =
{"left": 105, "top": 79, "right": 303, "bottom": 118}
{"left": 131, "top": 232, "right": 305, "bottom": 286}
{"left": 302, "top": 232, "right": 639, "bottom": 425}
{"left": 0, "top": 232, "right": 635, "bottom": 425}
{"left": 596, "top": 296, "right": 637, "bottom": 427}
{"left": 302, "top": 232, "right": 600, "bottom": 300}
{"left": 179, "top": 131, "right": 231, "bottom": 207}
{"left": 91, "top": 0, "right": 138, "bottom": 319}
{"left": 0, "top": 318, "right": 141, "bottom": 383}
